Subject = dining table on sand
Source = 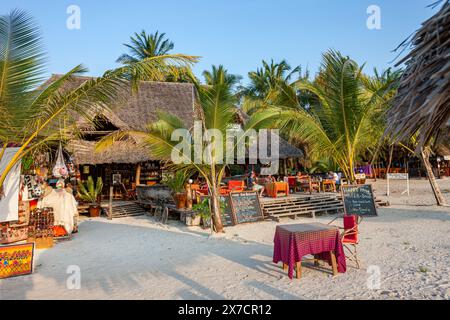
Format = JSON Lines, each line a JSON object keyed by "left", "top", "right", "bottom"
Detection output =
{"left": 273, "top": 223, "right": 346, "bottom": 279}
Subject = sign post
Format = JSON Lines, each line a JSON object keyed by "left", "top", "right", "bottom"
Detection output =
{"left": 386, "top": 172, "right": 409, "bottom": 197}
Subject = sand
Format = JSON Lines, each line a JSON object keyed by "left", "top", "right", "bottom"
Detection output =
{"left": 0, "top": 178, "right": 449, "bottom": 300}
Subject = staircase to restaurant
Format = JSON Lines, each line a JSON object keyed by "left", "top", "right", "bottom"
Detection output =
{"left": 106, "top": 201, "right": 148, "bottom": 218}
{"left": 260, "top": 194, "right": 344, "bottom": 220}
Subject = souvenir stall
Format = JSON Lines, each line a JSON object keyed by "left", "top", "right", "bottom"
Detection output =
{"left": 0, "top": 144, "right": 79, "bottom": 248}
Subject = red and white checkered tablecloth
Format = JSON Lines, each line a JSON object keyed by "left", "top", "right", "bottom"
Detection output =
{"left": 273, "top": 223, "right": 346, "bottom": 279}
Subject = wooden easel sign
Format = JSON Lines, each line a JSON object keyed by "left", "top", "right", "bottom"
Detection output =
{"left": 0, "top": 242, "right": 35, "bottom": 279}
{"left": 386, "top": 172, "right": 409, "bottom": 197}
{"left": 341, "top": 185, "right": 378, "bottom": 217}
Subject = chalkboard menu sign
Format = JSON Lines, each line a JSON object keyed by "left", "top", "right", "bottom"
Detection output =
{"left": 341, "top": 185, "right": 378, "bottom": 216}
{"left": 229, "top": 191, "right": 264, "bottom": 224}
{"left": 219, "top": 195, "right": 235, "bottom": 227}
{"left": 200, "top": 195, "right": 235, "bottom": 227}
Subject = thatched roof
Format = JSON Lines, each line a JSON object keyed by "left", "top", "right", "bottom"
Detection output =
{"left": 386, "top": 1, "right": 450, "bottom": 148}
{"left": 67, "top": 140, "right": 151, "bottom": 164}
{"left": 44, "top": 75, "right": 196, "bottom": 131}
{"left": 44, "top": 75, "right": 196, "bottom": 164}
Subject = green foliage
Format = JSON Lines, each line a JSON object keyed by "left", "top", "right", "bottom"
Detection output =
{"left": 163, "top": 170, "right": 188, "bottom": 193}
{"left": 192, "top": 198, "right": 211, "bottom": 220}
{"left": 246, "top": 50, "right": 400, "bottom": 182}
{"left": 309, "top": 158, "right": 339, "bottom": 174}
{"left": 77, "top": 176, "right": 103, "bottom": 204}
{"left": 192, "top": 197, "right": 226, "bottom": 220}
{"left": 117, "top": 30, "right": 175, "bottom": 64}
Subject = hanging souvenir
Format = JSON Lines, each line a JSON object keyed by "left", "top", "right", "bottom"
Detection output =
{"left": 52, "top": 143, "right": 68, "bottom": 178}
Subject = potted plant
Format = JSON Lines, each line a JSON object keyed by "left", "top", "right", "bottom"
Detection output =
{"left": 193, "top": 198, "right": 227, "bottom": 231}
{"left": 78, "top": 176, "right": 103, "bottom": 217}
{"left": 192, "top": 198, "right": 210, "bottom": 227}
{"left": 164, "top": 171, "right": 188, "bottom": 209}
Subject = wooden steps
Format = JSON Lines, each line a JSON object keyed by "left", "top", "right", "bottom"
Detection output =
{"left": 261, "top": 194, "right": 344, "bottom": 220}
{"left": 109, "top": 202, "right": 148, "bottom": 218}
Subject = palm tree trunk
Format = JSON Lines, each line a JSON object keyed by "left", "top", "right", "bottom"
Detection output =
{"left": 210, "top": 186, "right": 224, "bottom": 233}
{"left": 420, "top": 147, "right": 447, "bottom": 206}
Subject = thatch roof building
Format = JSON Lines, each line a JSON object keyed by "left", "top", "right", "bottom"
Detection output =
{"left": 43, "top": 75, "right": 303, "bottom": 166}
{"left": 41, "top": 75, "right": 197, "bottom": 164}
{"left": 387, "top": 1, "right": 450, "bottom": 148}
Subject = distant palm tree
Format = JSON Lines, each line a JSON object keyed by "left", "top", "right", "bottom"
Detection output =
{"left": 241, "top": 59, "right": 306, "bottom": 114}
{"left": 117, "top": 30, "right": 175, "bottom": 64}
{"left": 245, "top": 60, "right": 299, "bottom": 97}
{"left": 117, "top": 30, "right": 196, "bottom": 83}
{"left": 202, "top": 65, "right": 241, "bottom": 89}
{"left": 0, "top": 10, "right": 197, "bottom": 193}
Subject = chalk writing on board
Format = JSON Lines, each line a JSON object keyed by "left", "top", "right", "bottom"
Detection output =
{"left": 230, "top": 191, "right": 264, "bottom": 224}
{"left": 341, "top": 185, "right": 377, "bottom": 216}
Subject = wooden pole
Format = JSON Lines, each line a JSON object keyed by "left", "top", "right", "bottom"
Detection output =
{"left": 420, "top": 147, "right": 447, "bottom": 206}
{"left": 108, "top": 186, "right": 113, "bottom": 220}
{"left": 135, "top": 163, "right": 141, "bottom": 185}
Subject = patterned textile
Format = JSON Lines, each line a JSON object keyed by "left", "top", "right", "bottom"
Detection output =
{"left": 273, "top": 223, "right": 346, "bottom": 279}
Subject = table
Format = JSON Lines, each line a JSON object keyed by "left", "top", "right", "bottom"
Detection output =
{"left": 265, "top": 182, "right": 289, "bottom": 198}
{"left": 273, "top": 223, "right": 346, "bottom": 279}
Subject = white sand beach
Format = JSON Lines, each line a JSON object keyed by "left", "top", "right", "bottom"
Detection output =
{"left": 1, "top": 179, "right": 449, "bottom": 300}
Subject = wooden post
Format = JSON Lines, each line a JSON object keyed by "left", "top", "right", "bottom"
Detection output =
{"left": 420, "top": 147, "right": 447, "bottom": 206}
{"left": 108, "top": 186, "right": 113, "bottom": 220}
{"left": 186, "top": 183, "right": 193, "bottom": 210}
{"left": 135, "top": 163, "right": 141, "bottom": 185}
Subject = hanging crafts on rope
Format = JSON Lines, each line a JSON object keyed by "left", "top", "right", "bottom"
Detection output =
{"left": 52, "top": 143, "right": 68, "bottom": 178}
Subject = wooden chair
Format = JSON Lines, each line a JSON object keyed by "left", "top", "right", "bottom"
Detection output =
{"left": 322, "top": 179, "right": 336, "bottom": 192}
{"left": 329, "top": 215, "right": 361, "bottom": 269}
{"left": 300, "top": 176, "right": 320, "bottom": 194}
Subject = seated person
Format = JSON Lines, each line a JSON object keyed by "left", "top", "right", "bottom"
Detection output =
{"left": 248, "top": 171, "right": 265, "bottom": 196}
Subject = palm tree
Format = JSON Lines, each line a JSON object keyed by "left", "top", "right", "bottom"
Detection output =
{"left": 116, "top": 30, "right": 196, "bottom": 83}
{"left": 240, "top": 59, "right": 308, "bottom": 116}
{"left": 0, "top": 9, "right": 198, "bottom": 194}
{"left": 202, "top": 65, "right": 242, "bottom": 89}
{"left": 96, "top": 66, "right": 263, "bottom": 233}
{"left": 250, "top": 50, "right": 398, "bottom": 182}
{"left": 116, "top": 30, "right": 175, "bottom": 64}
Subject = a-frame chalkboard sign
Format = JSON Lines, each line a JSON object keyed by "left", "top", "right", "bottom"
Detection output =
{"left": 341, "top": 184, "right": 378, "bottom": 217}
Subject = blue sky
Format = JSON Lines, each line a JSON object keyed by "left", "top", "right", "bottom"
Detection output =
{"left": 1, "top": 0, "right": 440, "bottom": 83}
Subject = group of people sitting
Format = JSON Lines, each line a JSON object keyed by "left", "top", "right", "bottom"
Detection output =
{"left": 246, "top": 170, "right": 342, "bottom": 196}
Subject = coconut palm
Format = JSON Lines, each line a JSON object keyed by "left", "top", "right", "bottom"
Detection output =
{"left": 96, "top": 66, "right": 265, "bottom": 233}
{"left": 116, "top": 30, "right": 196, "bottom": 83}
{"left": 0, "top": 9, "right": 198, "bottom": 193}
{"left": 251, "top": 50, "right": 398, "bottom": 182}
{"left": 202, "top": 65, "right": 242, "bottom": 89}
{"left": 240, "top": 59, "right": 305, "bottom": 113}
{"left": 116, "top": 30, "right": 175, "bottom": 64}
